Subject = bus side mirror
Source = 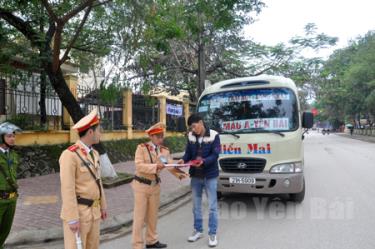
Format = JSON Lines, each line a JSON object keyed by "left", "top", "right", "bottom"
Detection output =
{"left": 302, "top": 112, "right": 314, "bottom": 129}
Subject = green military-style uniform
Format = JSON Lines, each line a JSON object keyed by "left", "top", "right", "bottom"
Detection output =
{"left": 0, "top": 122, "right": 21, "bottom": 249}
{"left": 0, "top": 149, "right": 19, "bottom": 248}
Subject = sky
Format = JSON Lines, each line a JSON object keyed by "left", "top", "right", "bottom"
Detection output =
{"left": 244, "top": 0, "right": 375, "bottom": 58}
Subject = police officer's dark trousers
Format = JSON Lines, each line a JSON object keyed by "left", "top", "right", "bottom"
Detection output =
{"left": 0, "top": 198, "right": 16, "bottom": 249}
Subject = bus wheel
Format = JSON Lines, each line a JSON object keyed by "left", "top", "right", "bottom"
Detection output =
{"left": 217, "top": 191, "right": 223, "bottom": 200}
{"left": 290, "top": 180, "right": 305, "bottom": 203}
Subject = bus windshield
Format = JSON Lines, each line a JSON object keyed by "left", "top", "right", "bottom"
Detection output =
{"left": 197, "top": 88, "right": 299, "bottom": 134}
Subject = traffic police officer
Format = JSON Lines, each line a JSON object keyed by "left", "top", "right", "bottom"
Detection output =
{"left": 0, "top": 122, "right": 21, "bottom": 249}
{"left": 131, "top": 122, "right": 188, "bottom": 249}
{"left": 59, "top": 109, "right": 107, "bottom": 249}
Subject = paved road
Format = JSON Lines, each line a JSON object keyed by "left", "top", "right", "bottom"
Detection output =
{"left": 101, "top": 131, "right": 375, "bottom": 249}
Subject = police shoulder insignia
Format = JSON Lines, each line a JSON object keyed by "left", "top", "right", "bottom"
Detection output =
{"left": 160, "top": 145, "right": 169, "bottom": 151}
{"left": 80, "top": 148, "right": 87, "bottom": 156}
{"left": 68, "top": 145, "right": 79, "bottom": 152}
{"left": 145, "top": 143, "right": 154, "bottom": 151}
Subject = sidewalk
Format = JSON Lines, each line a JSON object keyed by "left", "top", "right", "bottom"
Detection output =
{"left": 5, "top": 153, "right": 190, "bottom": 247}
{"left": 336, "top": 132, "right": 375, "bottom": 143}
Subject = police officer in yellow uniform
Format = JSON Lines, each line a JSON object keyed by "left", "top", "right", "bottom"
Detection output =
{"left": 59, "top": 109, "right": 107, "bottom": 249}
{"left": 0, "top": 122, "right": 21, "bottom": 249}
{"left": 131, "top": 122, "right": 188, "bottom": 249}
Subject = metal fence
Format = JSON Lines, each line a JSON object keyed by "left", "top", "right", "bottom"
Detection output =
{"left": 132, "top": 94, "right": 159, "bottom": 130}
{"left": 0, "top": 71, "right": 62, "bottom": 130}
{"left": 0, "top": 70, "right": 194, "bottom": 132}
{"left": 354, "top": 127, "right": 375, "bottom": 136}
{"left": 76, "top": 85, "right": 124, "bottom": 130}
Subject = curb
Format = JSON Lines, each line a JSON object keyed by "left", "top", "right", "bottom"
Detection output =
{"left": 5, "top": 185, "right": 191, "bottom": 247}
{"left": 336, "top": 133, "right": 375, "bottom": 143}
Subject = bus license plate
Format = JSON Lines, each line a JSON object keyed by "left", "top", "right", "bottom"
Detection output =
{"left": 229, "top": 177, "right": 256, "bottom": 185}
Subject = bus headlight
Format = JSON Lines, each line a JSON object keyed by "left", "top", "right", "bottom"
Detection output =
{"left": 270, "top": 162, "right": 303, "bottom": 174}
{"left": 294, "top": 162, "right": 303, "bottom": 173}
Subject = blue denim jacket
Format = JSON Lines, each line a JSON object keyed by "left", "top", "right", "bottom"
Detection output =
{"left": 182, "top": 128, "right": 221, "bottom": 179}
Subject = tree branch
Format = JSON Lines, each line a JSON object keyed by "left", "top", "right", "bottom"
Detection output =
{"left": 126, "top": 66, "right": 197, "bottom": 82}
{"left": 92, "top": 0, "right": 113, "bottom": 8}
{"left": 61, "top": 0, "right": 96, "bottom": 23}
{"left": 206, "top": 62, "right": 223, "bottom": 74}
{"left": 220, "top": 66, "right": 247, "bottom": 78}
{"left": 251, "top": 67, "right": 272, "bottom": 76}
{"left": 71, "top": 46, "right": 99, "bottom": 54}
{"left": 179, "top": 66, "right": 198, "bottom": 75}
{"left": 63, "top": 35, "right": 109, "bottom": 50}
{"left": 52, "top": 24, "right": 63, "bottom": 72}
{"left": 0, "top": 8, "right": 41, "bottom": 47}
{"left": 45, "top": 20, "right": 56, "bottom": 44}
{"left": 60, "top": 4, "right": 92, "bottom": 65}
{"left": 40, "top": 0, "right": 59, "bottom": 23}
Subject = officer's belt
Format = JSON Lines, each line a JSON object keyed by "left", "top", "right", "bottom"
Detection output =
{"left": 134, "top": 175, "right": 160, "bottom": 186}
{"left": 0, "top": 191, "right": 18, "bottom": 200}
{"left": 77, "top": 196, "right": 100, "bottom": 208}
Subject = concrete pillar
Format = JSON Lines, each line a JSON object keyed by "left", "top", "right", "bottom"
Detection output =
{"left": 122, "top": 89, "right": 133, "bottom": 139}
{"left": 158, "top": 96, "right": 167, "bottom": 126}
{"left": 63, "top": 75, "right": 78, "bottom": 143}
{"left": 183, "top": 100, "right": 190, "bottom": 126}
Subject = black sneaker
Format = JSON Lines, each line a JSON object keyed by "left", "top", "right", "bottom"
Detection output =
{"left": 146, "top": 241, "right": 167, "bottom": 248}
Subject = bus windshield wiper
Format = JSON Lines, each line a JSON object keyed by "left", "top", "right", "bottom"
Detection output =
{"left": 268, "top": 130, "right": 285, "bottom": 137}
{"left": 255, "top": 128, "right": 285, "bottom": 137}
{"left": 219, "top": 131, "right": 240, "bottom": 139}
{"left": 247, "top": 128, "right": 286, "bottom": 137}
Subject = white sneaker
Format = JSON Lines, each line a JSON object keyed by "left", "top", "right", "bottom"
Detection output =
{"left": 208, "top": 235, "right": 218, "bottom": 247}
{"left": 188, "top": 230, "right": 203, "bottom": 242}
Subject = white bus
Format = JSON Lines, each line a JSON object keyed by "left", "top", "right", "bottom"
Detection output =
{"left": 197, "top": 75, "right": 313, "bottom": 202}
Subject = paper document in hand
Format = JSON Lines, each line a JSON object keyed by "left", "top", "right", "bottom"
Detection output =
{"left": 164, "top": 163, "right": 191, "bottom": 167}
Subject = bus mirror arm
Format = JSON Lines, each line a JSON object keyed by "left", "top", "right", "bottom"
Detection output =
{"left": 302, "top": 128, "right": 309, "bottom": 140}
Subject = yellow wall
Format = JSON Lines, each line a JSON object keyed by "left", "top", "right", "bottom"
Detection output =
{"left": 100, "top": 130, "right": 130, "bottom": 141}
{"left": 165, "top": 131, "right": 185, "bottom": 137}
{"left": 16, "top": 131, "right": 70, "bottom": 146}
{"left": 16, "top": 130, "right": 184, "bottom": 146}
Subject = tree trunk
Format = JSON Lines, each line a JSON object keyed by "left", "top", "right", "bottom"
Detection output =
{"left": 44, "top": 61, "right": 106, "bottom": 153}
{"left": 198, "top": 42, "right": 206, "bottom": 97}
{"left": 39, "top": 5, "right": 47, "bottom": 129}
{"left": 44, "top": 63, "right": 84, "bottom": 122}
{"left": 39, "top": 71, "right": 47, "bottom": 128}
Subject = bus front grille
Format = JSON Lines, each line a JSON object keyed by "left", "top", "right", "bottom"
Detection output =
{"left": 219, "top": 158, "right": 266, "bottom": 173}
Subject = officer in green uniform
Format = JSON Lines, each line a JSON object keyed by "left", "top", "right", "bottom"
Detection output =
{"left": 0, "top": 122, "right": 21, "bottom": 249}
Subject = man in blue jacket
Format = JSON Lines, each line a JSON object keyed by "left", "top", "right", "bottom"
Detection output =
{"left": 178, "top": 114, "right": 221, "bottom": 247}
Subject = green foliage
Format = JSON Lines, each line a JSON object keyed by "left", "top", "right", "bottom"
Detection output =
{"left": 116, "top": 0, "right": 265, "bottom": 100}
{"left": 101, "top": 136, "right": 187, "bottom": 163}
{"left": 0, "top": 0, "right": 116, "bottom": 73}
{"left": 163, "top": 136, "right": 187, "bottom": 154}
{"left": 316, "top": 31, "right": 375, "bottom": 125}
{"left": 99, "top": 82, "right": 121, "bottom": 106}
{"left": 6, "top": 114, "right": 47, "bottom": 131}
{"left": 365, "top": 90, "right": 375, "bottom": 116}
{"left": 103, "top": 137, "right": 149, "bottom": 162}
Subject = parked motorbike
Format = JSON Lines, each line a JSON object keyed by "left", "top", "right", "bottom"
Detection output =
{"left": 322, "top": 129, "right": 330, "bottom": 135}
